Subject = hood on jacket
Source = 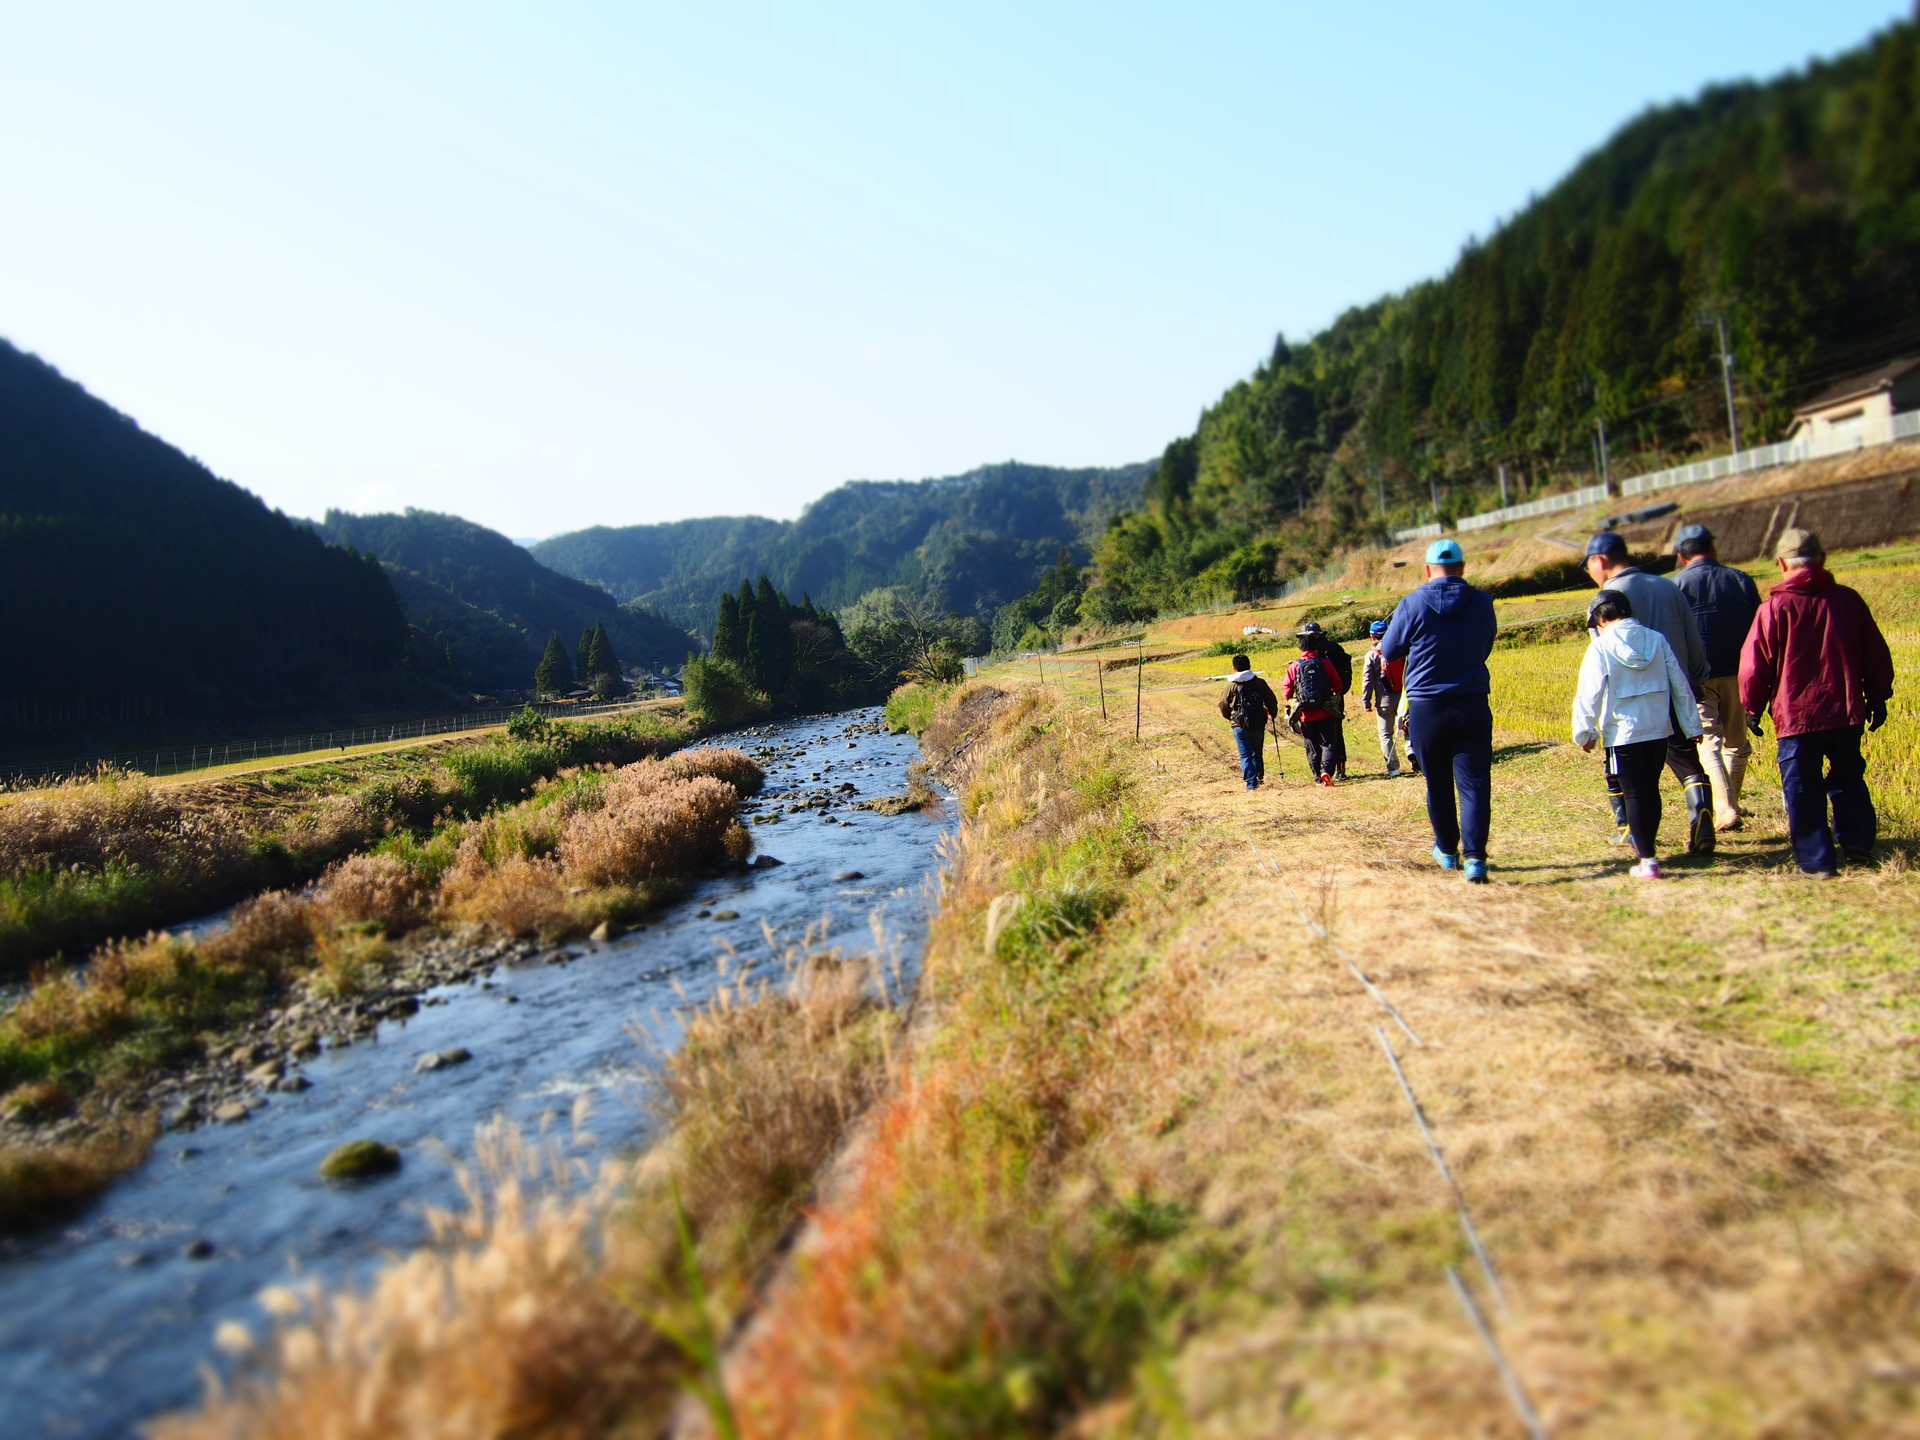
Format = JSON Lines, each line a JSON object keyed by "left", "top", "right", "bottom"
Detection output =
{"left": 1419, "top": 576, "right": 1476, "bottom": 616}
{"left": 1229, "top": 670, "right": 1258, "bottom": 684}
{"left": 1594, "top": 618, "right": 1662, "bottom": 668}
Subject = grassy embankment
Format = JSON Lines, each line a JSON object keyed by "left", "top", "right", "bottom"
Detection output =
{"left": 0, "top": 712, "right": 775, "bottom": 1232}
{"left": 166, "top": 573, "right": 1920, "bottom": 1437}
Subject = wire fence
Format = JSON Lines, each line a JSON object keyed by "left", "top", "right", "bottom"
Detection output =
{"left": 1393, "top": 408, "right": 1920, "bottom": 544}
{"left": 2, "top": 696, "right": 667, "bottom": 790}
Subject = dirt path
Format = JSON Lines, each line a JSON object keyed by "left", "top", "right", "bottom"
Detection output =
{"left": 1029, "top": 673, "right": 1920, "bottom": 1434}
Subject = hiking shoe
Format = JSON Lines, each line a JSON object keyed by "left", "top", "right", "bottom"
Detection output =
{"left": 1386, "top": 768, "right": 1401, "bottom": 779}
{"left": 1631, "top": 858, "right": 1663, "bottom": 881}
{"left": 1463, "top": 858, "right": 1489, "bottom": 884}
{"left": 1803, "top": 868, "right": 1839, "bottom": 881}
{"left": 1846, "top": 847, "right": 1875, "bottom": 865}
{"left": 1432, "top": 846, "right": 1460, "bottom": 872}
{"left": 1319, "top": 773, "right": 1335, "bottom": 787}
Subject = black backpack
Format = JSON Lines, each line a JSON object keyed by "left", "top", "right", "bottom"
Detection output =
{"left": 1293, "top": 653, "right": 1331, "bottom": 710}
{"left": 1228, "top": 679, "right": 1263, "bottom": 728}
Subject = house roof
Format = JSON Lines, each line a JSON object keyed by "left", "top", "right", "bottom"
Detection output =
{"left": 1792, "top": 356, "right": 1920, "bottom": 416}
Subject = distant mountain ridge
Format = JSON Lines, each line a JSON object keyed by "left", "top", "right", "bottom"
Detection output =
{"left": 313, "top": 509, "right": 698, "bottom": 688}
{"left": 532, "top": 459, "right": 1151, "bottom": 634}
{"left": 0, "top": 338, "right": 411, "bottom": 747}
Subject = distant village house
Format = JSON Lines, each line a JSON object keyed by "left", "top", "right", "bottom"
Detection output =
{"left": 1788, "top": 357, "right": 1920, "bottom": 442}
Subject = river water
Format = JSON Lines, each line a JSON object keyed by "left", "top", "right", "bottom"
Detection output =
{"left": 0, "top": 710, "right": 948, "bottom": 1440}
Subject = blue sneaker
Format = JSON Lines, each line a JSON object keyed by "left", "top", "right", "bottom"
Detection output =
{"left": 1432, "top": 846, "right": 1460, "bottom": 872}
{"left": 1464, "top": 857, "right": 1489, "bottom": 884}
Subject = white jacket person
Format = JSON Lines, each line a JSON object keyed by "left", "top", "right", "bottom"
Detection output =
{"left": 1571, "top": 617, "right": 1702, "bottom": 750}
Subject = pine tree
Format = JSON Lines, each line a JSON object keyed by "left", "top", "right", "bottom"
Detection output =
{"left": 592, "top": 622, "right": 621, "bottom": 679}
{"left": 578, "top": 626, "right": 600, "bottom": 679}
{"left": 753, "top": 575, "right": 794, "bottom": 700}
{"left": 712, "top": 591, "right": 742, "bottom": 664}
{"left": 743, "top": 609, "right": 768, "bottom": 693}
{"left": 535, "top": 634, "right": 574, "bottom": 696}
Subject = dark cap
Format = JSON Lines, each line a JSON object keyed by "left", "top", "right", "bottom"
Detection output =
{"left": 1584, "top": 531, "right": 1628, "bottom": 560}
{"left": 1296, "top": 621, "right": 1325, "bottom": 646}
{"left": 1673, "top": 523, "right": 1712, "bottom": 553}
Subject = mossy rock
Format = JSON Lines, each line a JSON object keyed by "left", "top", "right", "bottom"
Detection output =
{"left": 320, "top": 1140, "right": 402, "bottom": 1181}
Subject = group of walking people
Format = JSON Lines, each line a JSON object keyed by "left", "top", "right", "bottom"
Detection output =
{"left": 1219, "top": 523, "right": 1895, "bottom": 882}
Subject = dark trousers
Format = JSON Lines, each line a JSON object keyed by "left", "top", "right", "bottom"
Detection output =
{"left": 1777, "top": 725, "right": 1876, "bottom": 873}
{"left": 1408, "top": 693, "right": 1492, "bottom": 859}
{"left": 1301, "top": 717, "right": 1341, "bottom": 778}
{"left": 1232, "top": 724, "right": 1266, "bottom": 788}
{"left": 1607, "top": 737, "right": 1667, "bottom": 859}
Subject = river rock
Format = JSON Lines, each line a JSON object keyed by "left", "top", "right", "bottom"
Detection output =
{"left": 289, "top": 1036, "right": 321, "bottom": 1060}
{"left": 751, "top": 854, "right": 783, "bottom": 868}
{"left": 320, "top": 1140, "right": 402, "bottom": 1181}
{"left": 710, "top": 909, "right": 739, "bottom": 921}
{"left": 415, "top": 1047, "right": 472, "bottom": 1073}
{"left": 834, "top": 870, "right": 866, "bottom": 881}
{"left": 244, "top": 1062, "right": 282, "bottom": 1088}
{"left": 382, "top": 996, "right": 420, "bottom": 1020}
{"left": 274, "top": 1073, "right": 312, "bottom": 1093}
{"left": 590, "top": 919, "right": 626, "bottom": 943}
{"left": 212, "top": 1102, "right": 251, "bottom": 1125}
{"left": 182, "top": 1239, "right": 216, "bottom": 1260}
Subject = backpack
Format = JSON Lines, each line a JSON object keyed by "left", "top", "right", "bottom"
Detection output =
{"left": 1227, "top": 678, "right": 1263, "bottom": 728}
{"left": 1293, "top": 653, "right": 1331, "bottom": 711}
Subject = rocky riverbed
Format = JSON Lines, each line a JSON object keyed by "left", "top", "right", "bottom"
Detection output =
{"left": 0, "top": 708, "right": 949, "bottom": 1440}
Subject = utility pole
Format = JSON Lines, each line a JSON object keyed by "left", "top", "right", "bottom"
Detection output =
{"left": 1712, "top": 313, "right": 1740, "bottom": 456}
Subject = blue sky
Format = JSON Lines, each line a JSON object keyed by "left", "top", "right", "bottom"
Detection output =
{"left": 0, "top": 2, "right": 1906, "bottom": 538}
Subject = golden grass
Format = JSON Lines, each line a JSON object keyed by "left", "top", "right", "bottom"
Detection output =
{"left": 0, "top": 1117, "right": 155, "bottom": 1231}
{"left": 156, "top": 937, "right": 896, "bottom": 1439}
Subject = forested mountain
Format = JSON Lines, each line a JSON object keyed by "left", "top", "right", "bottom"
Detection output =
{"left": 532, "top": 460, "right": 1149, "bottom": 635}
{"left": 1080, "top": 14, "right": 1920, "bottom": 622}
{"left": 314, "top": 510, "right": 698, "bottom": 689}
{"left": 0, "top": 339, "right": 409, "bottom": 745}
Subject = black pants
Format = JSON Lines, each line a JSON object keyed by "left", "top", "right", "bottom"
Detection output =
{"left": 1607, "top": 737, "right": 1667, "bottom": 859}
{"left": 1301, "top": 717, "right": 1341, "bottom": 778}
{"left": 1407, "top": 693, "right": 1493, "bottom": 859}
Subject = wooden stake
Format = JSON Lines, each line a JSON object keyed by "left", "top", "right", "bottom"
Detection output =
{"left": 1134, "top": 638, "right": 1143, "bottom": 739}
{"left": 1096, "top": 658, "right": 1107, "bottom": 721}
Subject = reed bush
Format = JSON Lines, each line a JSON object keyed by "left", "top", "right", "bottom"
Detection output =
{"left": 0, "top": 1118, "right": 155, "bottom": 1232}
{"left": 310, "top": 854, "right": 429, "bottom": 934}
{"left": 558, "top": 774, "right": 740, "bottom": 888}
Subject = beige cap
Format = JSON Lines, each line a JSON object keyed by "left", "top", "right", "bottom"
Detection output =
{"left": 1774, "top": 526, "right": 1823, "bottom": 560}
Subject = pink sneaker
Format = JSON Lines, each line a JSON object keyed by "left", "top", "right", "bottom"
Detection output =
{"left": 1631, "top": 858, "right": 1662, "bottom": 881}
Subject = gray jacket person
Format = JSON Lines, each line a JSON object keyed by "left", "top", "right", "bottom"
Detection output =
{"left": 1585, "top": 531, "right": 1716, "bottom": 854}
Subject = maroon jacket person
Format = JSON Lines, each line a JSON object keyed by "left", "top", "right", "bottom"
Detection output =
{"left": 1739, "top": 527, "right": 1894, "bottom": 876}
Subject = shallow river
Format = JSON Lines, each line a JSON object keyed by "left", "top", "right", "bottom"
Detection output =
{"left": 0, "top": 710, "right": 948, "bottom": 1439}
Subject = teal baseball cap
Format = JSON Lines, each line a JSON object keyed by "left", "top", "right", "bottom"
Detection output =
{"left": 1425, "top": 537, "right": 1465, "bottom": 564}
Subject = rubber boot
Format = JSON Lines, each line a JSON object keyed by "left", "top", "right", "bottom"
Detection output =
{"left": 1685, "top": 775, "right": 1716, "bottom": 854}
{"left": 1727, "top": 751, "right": 1750, "bottom": 819}
{"left": 1607, "top": 783, "right": 1630, "bottom": 846}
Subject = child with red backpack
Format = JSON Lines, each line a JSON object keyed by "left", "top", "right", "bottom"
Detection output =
{"left": 1286, "top": 622, "right": 1349, "bottom": 786}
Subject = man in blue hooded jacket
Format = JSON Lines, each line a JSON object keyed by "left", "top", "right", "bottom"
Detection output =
{"left": 1380, "top": 537, "right": 1500, "bottom": 883}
